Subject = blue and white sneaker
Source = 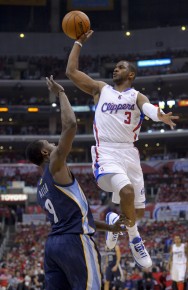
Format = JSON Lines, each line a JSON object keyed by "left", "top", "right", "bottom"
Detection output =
{"left": 129, "top": 236, "right": 152, "bottom": 269}
{"left": 105, "top": 212, "right": 120, "bottom": 249}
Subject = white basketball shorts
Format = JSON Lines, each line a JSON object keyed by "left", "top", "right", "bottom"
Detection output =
{"left": 171, "top": 263, "right": 187, "bottom": 281}
{"left": 91, "top": 143, "right": 145, "bottom": 209}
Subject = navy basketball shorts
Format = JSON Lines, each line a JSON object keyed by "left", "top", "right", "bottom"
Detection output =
{"left": 44, "top": 233, "right": 102, "bottom": 290}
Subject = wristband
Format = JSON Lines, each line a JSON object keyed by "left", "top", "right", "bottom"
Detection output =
{"left": 74, "top": 41, "right": 82, "bottom": 47}
{"left": 142, "top": 103, "right": 164, "bottom": 122}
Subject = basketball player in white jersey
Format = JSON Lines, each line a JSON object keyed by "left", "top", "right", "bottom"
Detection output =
{"left": 66, "top": 30, "right": 179, "bottom": 269}
{"left": 169, "top": 235, "right": 188, "bottom": 290}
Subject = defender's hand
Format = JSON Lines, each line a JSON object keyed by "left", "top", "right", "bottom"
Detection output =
{"left": 109, "top": 215, "right": 130, "bottom": 233}
{"left": 46, "top": 75, "right": 64, "bottom": 96}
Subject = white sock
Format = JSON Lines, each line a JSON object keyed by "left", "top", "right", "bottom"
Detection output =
{"left": 126, "top": 224, "right": 140, "bottom": 241}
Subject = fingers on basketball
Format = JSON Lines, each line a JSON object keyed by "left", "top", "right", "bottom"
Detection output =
{"left": 62, "top": 11, "right": 91, "bottom": 39}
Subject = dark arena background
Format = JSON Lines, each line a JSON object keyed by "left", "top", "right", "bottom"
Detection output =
{"left": 0, "top": 1, "right": 188, "bottom": 289}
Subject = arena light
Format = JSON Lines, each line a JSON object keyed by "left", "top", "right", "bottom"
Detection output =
{"left": 181, "top": 26, "right": 186, "bottom": 31}
{"left": 125, "top": 31, "right": 131, "bottom": 37}
{"left": 178, "top": 100, "right": 188, "bottom": 107}
{"left": 167, "top": 100, "right": 175, "bottom": 108}
{"left": 72, "top": 106, "right": 90, "bottom": 112}
{"left": 137, "top": 58, "right": 171, "bottom": 67}
{"left": 159, "top": 101, "right": 165, "bottom": 109}
{"left": 28, "top": 107, "right": 39, "bottom": 112}
{"left": 0, "top": 107, "right": 8, "bottom": 112}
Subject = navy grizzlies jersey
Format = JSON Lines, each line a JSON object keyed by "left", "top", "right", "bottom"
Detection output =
{"left": 37, "top": 165, "right": 96, "bottom": 235}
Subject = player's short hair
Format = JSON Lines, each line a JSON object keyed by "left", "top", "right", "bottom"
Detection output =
{"left": 127, "top": 61, "right": 137, "bottom": 80}
{"left": 25, "top": 140, "right": 44, "bottom": 166}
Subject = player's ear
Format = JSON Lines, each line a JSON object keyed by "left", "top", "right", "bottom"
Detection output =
{"left": 128, "top": 71, "right": 135, "bottom": 81}
{"left": 41, "top": 148, "right": 48, "bottom": 156}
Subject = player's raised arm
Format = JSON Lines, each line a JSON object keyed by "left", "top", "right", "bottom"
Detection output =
{"left": 46, "top": 76, "right": 77, "bottom": 171}
{"left": 66, "top": 30, "right": 105, "bottom": 100}
{"left": 137, "top": 92, "right": 179, "bottom": 129}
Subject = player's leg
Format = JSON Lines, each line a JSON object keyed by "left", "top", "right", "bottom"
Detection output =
{"left": 104, "top": 266, "right": 113, "bottom": 290}
{"left": 97, "top": 173, "right": 136, "bottom": 227}
{"left": 135, "top": 208, "right": 145, "bottom": 219}
{"left": 44, "top": 237, "right": 71, "bottom": 290}
{"left": 127, "top": 155, "right": 146, "bottom": 239}
{"left": 98, "top": 173, "right": 152, "bottom": 269}
{"left": 45, "top": 234, "right": 102, "bottom": 290}
{"left": 172, "top": 281, "right": 178, "bottom": 290}
{"left": 104, "top": 280, "right": 110, "bottom": 290}
{"left": 126, "top": 148, "right": 152, "bottom": 269}
{"left": 44, "top": 266, "right": 71, "bottom": 290}
{"left": 91, "top": 145, "right": 151, "bottom": 268}
{"left": 91, "top": 144, "right": 141, "bottom": 228}
{"left": 176, "top": 264, "right": 186, "bottom": 290}
{"left": 171, "top": 264, "right": 180, "bottom": 290}
{"left": 98, "top": 173, "right": 139, "bottom": 249}
{"left": 63, "top": 234, "right": 102, "bottom": 290}
{"left": 76, "top": 234, "right": 102, "bottom": 290}
{"left": 177, "top": 282, "right": 185, "bottom": 290}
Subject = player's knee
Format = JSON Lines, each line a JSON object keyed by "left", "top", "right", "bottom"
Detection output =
{"left": 119, "top": 184, "right": 134, "bottom": 202}
{"left": 135, "top": 208, "right": 145, "bottom": 219}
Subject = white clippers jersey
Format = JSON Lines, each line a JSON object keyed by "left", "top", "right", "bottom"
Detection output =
{"left": 172, "top": 244, "right": 187, "bottom": 264}
{"left": 93, "top": 85, "right": 144, "bottom": 144}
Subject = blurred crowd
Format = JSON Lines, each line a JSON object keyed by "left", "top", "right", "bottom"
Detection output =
{"left": 0, "top": 224, "right": 47, "bottom": 290}
{"left": 0, "top": 167, "right": 188, "bottom": 205}
{"left": 0, "top": 49, "right": 188, "bottom": 80}
{"left": 144, "top": 168, "right": 188, "bottom": 203}
{"left": 0, "top": 117, "right": 188, "bottom": 137}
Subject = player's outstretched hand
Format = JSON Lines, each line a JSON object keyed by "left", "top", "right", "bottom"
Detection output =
{"left": 110, "top": 214, "right": 130, "bottom": 233}
{"left": 77, "top": 30, "right": 94, "bottom": 44}
{"left": 46, "top": 75, "right": 64, "bottom": 96}
{"left": 157, "top": 107, "right": 179, "bottom": 129}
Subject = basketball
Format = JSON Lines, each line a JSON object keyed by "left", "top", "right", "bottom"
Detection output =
{"left": 62, "top": 11, "right": 90, "bottom": 40}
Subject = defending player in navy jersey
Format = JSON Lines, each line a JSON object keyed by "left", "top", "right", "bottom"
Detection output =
{"left": 66, "top": 31, "right": 179, "bottom": 270}
{"left": 25, "top": 76, "right": 126, "bottom": 290}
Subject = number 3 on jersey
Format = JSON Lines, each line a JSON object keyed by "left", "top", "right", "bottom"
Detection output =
{"left": 45, "top": 198, "right": 58, "bottom": 223}
{"left": 124, "top": 111, "right": 131, "bottom": 124}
